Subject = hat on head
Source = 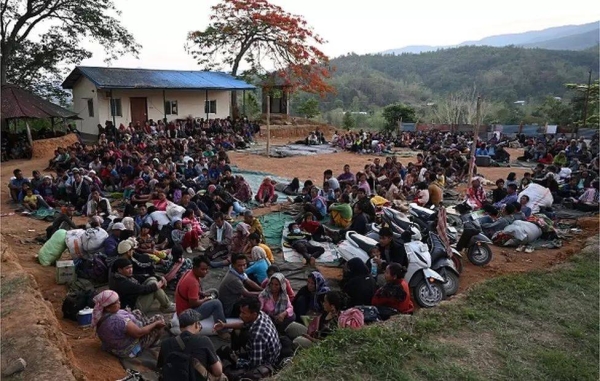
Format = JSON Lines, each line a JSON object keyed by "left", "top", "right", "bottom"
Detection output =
{"left": 208, "top": 184, "right": 217, "bottom": 193}
{"left": 72, "top": 168, "right": 80, "bottom": 173}
{"left": 117, "top": 239, "right": 135, "bottom": 254}
{"left": 188, "top": 188, "right": 196, "bottom": 197}
{"left": 112, "top": 222, "right": 126, "bottom": 231}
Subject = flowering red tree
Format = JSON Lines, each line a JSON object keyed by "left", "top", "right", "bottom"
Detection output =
{"left": 186, "top": 0, "right": 334, "bottom": 116}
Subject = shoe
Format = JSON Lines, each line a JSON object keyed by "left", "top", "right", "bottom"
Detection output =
{"left": 186, "top": 247, "right": 193, "bottom": 254}
{"left": 196, "top": 245, "right": 207, "bottom": 252}
{"left": 287, "top": 196, "right": 294, "bottom": 203}
{"left": 161, "top": 303, "right": 176, "bottom": 313}
{"left": 516, "top": 245, "right": 525, "bottom": 252}
{"left": 524, "top": 246, "right": 534, "bottom": 253}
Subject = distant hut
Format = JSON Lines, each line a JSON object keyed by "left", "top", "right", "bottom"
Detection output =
{"left": 260, "top": 72, "right": 292, "bottom": 118}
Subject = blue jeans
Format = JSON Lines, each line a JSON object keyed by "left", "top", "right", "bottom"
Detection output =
{"left": 195, "top": 299, "right": 226, "bottom": 324}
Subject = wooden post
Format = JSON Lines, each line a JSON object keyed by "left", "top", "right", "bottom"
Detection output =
{"left": 467, "top": 96, "right": 482, "bottom": 185}
{"left": 25, "top": 121, "right": 33, "bottom": 147}
{"left": 580, "top": 70, "right": 593, "bottom": 138}
{"left": 266, "top": 95, "right": 271, "bottom": 158}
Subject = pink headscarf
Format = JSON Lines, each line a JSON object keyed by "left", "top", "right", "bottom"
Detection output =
{"left": 92, "top": 290, "right": 119, "bottom": 328}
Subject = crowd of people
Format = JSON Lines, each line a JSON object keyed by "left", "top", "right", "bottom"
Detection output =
{"left": 9, "top": 120, "right": 599, "bottom": 380}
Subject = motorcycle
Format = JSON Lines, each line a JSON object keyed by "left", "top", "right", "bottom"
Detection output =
{"left": 409, "top": 203, "right": 493, "bottom": 267}
{"left": 338, "top": 230, "right": 446, "bottom": 308}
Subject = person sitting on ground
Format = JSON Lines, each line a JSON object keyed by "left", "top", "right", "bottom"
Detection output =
{"left": 109, "top": 257, "right": 175, "bottom": 314}
{"left": 259, "top": 272, "right": 296, "bottom": 332}
{"left": 328, "top": 193, "right": 352, "bottom": 228}
{"left": 492, "top": 179, "right": 507, "bottom": 204}
{"left": 244, "top": 233, "right": 275, "bottom": 263}
{"left": 342, "top": 257, "right": 376, "bottom": 307}
{"left": 299, "top": 212, "right": 329, "bottom": 242}
{"left": 22, "top": 186, "right": 42, "bottom": 211}
{"left": 285, "top": 291, "right": 346, "bottom": 349}
{"left": 331, "top": 202, "right": 369, "bottom": 241}
{"left": 245, "top": 246, "right": 271, "bottom": 284}
{"left": 117, "top": 238, "right": 156, "bottom": 284}
{"left": 323, "top": 169, "right": 340, "bottom": 191}
{"left": 303, "top": 187, "right": 328, "bottom": 220}
{"left": 415, "top": 182, "right": 430, "bottom": 206}
{"left": 371, "top": 263, "right": 414, "bottom": 318}
{"left": 93, "top": 289, "right": 166, "bottom": 359}
{"left": 481, "top": 203, "right": 517, "bottom": 238}
{"left": 260, "top": 265, "right": 295, "bottom": 302}
{"left": 218, "top": 254, "right": 263, "bottom": 318}
{"left": 163, "top": 244, "right": 193, "bottom": 290}
{"left": 465, "top": 178, "right": 486, "bottom": 210}
{"left": 318, "top": 181, "right": 336, "bottom": 204}
{"left": 493, "top": 183, "right": 519, "bottom": 210}
{"left": 207, "top": 212, "right": 233, "bottom": 259}
{"left": 174, "top": 256, "right": 230, "bottom": 340}
{"left": 337, "top": 164, "right": 356, "bottom": 187}
{"left": 243, "top": 210, "right": 265, "bottom": 244}
{"left": 292, "top": 271, "right": 329, "bottom": 323}
{"left": 158, "top": 309, "right": 226, "bottom": 381}
{"left": 171, "top": 218, "right": 201, "bottom": 254}
{"left": 255, "top": 177, "right": 278, "bottom": 206}
{"left": 427, "top": 172, "right": 444, "bottom": 207}
{"left": 285, "top": 222, "right": 325, "bottom": 267}
{"left": 8, "top": 169, "right": 28, "bottom": 202}
{"left": 46, "top": 205, "right": 80, "bottom": 239}
{"left": 104, "top": 222, "right": 125, "bottom": 258}
{"left": 87, "top": 189, "right": 112, "bottom": 218}
{"left": 231, "top": 222, "right": 250, "bottom": 255}
{"left": 214, "top": 298, "right": 281, "bottom": 380}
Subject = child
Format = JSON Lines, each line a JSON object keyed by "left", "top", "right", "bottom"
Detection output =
{"left": 299, "top": 212, "right": 329, "bottom": 242}
{"left": 163, "top": 244, "right": 193, "bottom": 290}
{"left": 22, "top": 187, "right": 39, "bottom": 211}
{"left": 170, "top": 218, "right": 200, "bottom": 254}
{"left": 371, "top": 263, "right": 414, "bottom": 316}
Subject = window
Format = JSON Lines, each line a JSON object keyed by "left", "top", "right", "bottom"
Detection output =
{"left": 164, "top": 100, "right": 178, "bottom": 115}
{"left": 110, "top": 98, "right": 122, "bottom": 117}
{"left": 204, "top": 100, "right": 217, "bottom": 114}
{"left": 87, "top": 98, "right": 94, "bottom": 117}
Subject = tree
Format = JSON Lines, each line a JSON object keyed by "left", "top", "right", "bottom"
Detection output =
{"left": 1, "top": 0, "right": 140, "bottom": 102}
{"left": 535, "top": 96, "right": 575, "bottom": 126}
{"left": 566, "top": 80, "right": 600, "bottom": 129}
{"left": 297, "top": 98, "right": 320, "bottom": 119}
{"left": 342, "top": 112, "right": 355, "bottom": 130}
{"left": 186, "top": 0, "right": 334, "bottom": 117}
{"left": 382, "top": 103, "right": 415, "bottom": 131}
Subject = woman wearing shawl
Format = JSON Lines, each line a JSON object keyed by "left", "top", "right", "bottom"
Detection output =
{"left": 93, "top": 290, "right": 165, "bottom": 358}
{"left": 244, "top": 246, "right": 270, "bottom": 284}
{"left": 230, "top": 222, "right": 250, "bottom": 254}
{"left": 292, "top": 271, "right": 330, "bottom": 323}
{"left": 259, "top": 273, "right": 295, "bottom": 332}
{"left": 303, "top": 187, "right": 327, "bottom": 220}
{"left": 342, "top": 258, "right": 376, "bottom": 307}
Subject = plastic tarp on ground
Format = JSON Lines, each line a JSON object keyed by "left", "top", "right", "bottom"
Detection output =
{"left": 232, "top": 167, "right": 290, "bottom": 204}
{"left": 247, "top": 144, "right": 338, "bottom": 158}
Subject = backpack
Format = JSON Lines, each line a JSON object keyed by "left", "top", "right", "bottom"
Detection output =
{"left": 354, "top": 305, "right": 380, "bottom": 324}
{"left": 338, "top": 308, "right": 364, "bottom": 329}
{"left": 76, "top": 254, "right": 108, "bottom": 284}
{"left": 81, "top": 227, "right": 109, "bottom": 254}
{"left": 161, "top": 336, "right": 207, "bottom": 381}
{"left": 62, "top": 279, "right": 95, "bottom": 321}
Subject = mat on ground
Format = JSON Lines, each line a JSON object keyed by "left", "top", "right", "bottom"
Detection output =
{"left": 281, "top": 220, "right": 340, "bottom": 264}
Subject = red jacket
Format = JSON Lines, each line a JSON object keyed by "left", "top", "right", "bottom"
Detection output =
{"left": 371, "top": 278, "right": 414, "bottom": 314}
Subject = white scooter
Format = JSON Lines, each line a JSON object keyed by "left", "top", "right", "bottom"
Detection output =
{"left": 337, "top": 230, "right": 446, "bottom": 308}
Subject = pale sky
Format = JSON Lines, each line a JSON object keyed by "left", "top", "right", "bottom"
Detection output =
{"left": 78, "top": 0, "right": 599, "bottom": 71}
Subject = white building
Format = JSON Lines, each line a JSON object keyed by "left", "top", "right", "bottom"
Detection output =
{"left": 61, "top": 66, "right": 256, "bottom": 136}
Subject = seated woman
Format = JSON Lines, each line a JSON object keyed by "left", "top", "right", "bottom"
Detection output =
{"left": 292, "top": 271, "right": 329, "bottom": 323}
{"left": 230, "top": 222, "right": 250, "bottom": 255}
{"left": 342, "top": 258, "right": 376, "bottom": 307}
{"left": 285, "top": 291, "right": 345, "bottom": 349}
{"left": 92, "top": 290, "right": 166, "bottom": 359}
{"left": 260, "top": 265, "right": 295, "bottom": 302}
{"left": 371, "top": 263, "right": 414, "bottom": 318}
{"left": 245, "top": 246, "right": 270, "bottom": 284}
{"left": 171, "top": 218, "right": 201, "bottom": 254}
{"left": 274, "top": 177, "right": 301, "bottom": 195}
{"left": 255, "top": 176, "right": 278, "bottom": 206}
{"left": 259, "top": 273, "right": 295, "bottom": 332}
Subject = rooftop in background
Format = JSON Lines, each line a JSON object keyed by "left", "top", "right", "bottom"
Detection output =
{"left": 1, "top": 84, "right": 79, "bottom": 120}
{"left": 61, "top": 67, "right": 257, "bottom": 91}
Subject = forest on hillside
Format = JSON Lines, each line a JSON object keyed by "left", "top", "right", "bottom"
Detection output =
{"left": 288, "top": 45, "right": 599, "bottom": 129}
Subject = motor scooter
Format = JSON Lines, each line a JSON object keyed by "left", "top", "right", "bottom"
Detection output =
{"left": 340, "top": 230, "right": 446, "bottom": 308}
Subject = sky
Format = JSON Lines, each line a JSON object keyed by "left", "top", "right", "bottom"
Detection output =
{"left": 78, "top": 0, "right": 599, "bottom": 70}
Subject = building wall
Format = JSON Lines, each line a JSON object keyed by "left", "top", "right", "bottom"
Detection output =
{"left": 71, "top": 77, "right": 100, "bottom": 135}
{"left": 71, "top": 79, "right": 232, "bottom": 135}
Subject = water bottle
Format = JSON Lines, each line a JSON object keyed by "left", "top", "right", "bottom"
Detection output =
{"left": 370, "top": 258, "right": 378, "bottom": 278}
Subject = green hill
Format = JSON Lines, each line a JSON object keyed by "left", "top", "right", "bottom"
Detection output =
{"left": 317, "top": 45, "right": 599, "bottom": 111}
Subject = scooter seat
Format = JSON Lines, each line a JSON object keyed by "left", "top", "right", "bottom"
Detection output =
{"left": 428, "top": 232, "right": 448, "bottom": 261}
{"left": 348, "top": 232, "right": 376, "bottom": 253}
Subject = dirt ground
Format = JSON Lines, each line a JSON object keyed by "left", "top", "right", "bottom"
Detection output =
{"left": 0, "top": 133, "right": 597, "bottom": 380}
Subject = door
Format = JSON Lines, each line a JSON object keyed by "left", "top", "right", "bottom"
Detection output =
{"left": 130, "top": 97, "right": 147, "bottom": 124}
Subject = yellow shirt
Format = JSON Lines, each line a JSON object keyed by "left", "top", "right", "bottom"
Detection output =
{"left": 259, "top": 243, "right": 274, "bottom": 263}
{"left": 24, "top": 194, "right": 38, "bottom": 206}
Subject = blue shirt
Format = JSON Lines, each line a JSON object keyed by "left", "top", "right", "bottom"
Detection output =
{"left": 245, "top": 259, "right": 269, "bottom": 284}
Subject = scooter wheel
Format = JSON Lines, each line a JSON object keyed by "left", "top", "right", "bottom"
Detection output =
{"left": 413, "top": 280, "right": 445, "bottom": 308}
{"left": 443, "top": 270, "right": 460, "bottom": 296}
{"left": 468, "top": 243, "right": 493, "bottom": 266}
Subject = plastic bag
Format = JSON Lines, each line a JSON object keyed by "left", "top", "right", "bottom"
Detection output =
{"left": 38, "top": 229, "right": 67, "bottom": 266}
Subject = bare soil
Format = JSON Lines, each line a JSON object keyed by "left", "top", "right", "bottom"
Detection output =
{"left": 0, "top": 133, "right": 597, "bottom": 380}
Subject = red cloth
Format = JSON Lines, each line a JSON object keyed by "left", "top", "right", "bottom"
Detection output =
{"left": 182, "top": 230, "right": 199, "bottom": 250}
{"left": 371, "top": 279, "right": 414, "bottom": 314}
{"left": 175, "top": 270, "right": 200, "bottom": 315}
{"left": 300, "top": 220, "right": 321, "bottom": 235}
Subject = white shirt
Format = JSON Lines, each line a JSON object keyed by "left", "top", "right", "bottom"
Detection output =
{"left": 216, "top": 226, "right": 224, "bottom": 242}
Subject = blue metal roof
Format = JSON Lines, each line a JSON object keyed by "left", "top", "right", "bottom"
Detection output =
{"left": 61, "top": 66, "right": 256, "bottom": 91}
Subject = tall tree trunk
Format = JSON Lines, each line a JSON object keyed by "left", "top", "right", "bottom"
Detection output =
{"left": 230, "top": 91, "right": 239, "bottom": 119}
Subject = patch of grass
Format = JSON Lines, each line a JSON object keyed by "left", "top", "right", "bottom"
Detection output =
{"left": 0, "top": 275, "right": 27, "bottom": 299}
{"left": 276, "top": 237, "right": 600, "bottom": 381}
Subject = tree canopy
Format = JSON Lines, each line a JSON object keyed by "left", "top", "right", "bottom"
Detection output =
{"left": 0, "top": 0, "right": 139, "bottom": 102}
{"left": 186, "top": 0, "right": 333, "bottom": 97}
